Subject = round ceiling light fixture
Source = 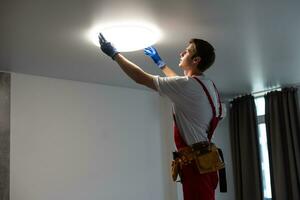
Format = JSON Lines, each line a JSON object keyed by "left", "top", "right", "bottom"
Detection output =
{"left": 88, "top": 21, "right": 162, "bottom": 52}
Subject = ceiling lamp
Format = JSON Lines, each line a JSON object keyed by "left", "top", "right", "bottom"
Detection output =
{"left": 89, "top": 21, "right": 162, "bottom": 52}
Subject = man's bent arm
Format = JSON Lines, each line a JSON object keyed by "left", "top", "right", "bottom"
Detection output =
{"left": 114, "top": 54, "right": 157, "bottom": 91}
{"left": 161, "top": 65, "right": 178, "bottom": 77}
{"left": 144, "top": 46, "right": 178, "bottom": 77}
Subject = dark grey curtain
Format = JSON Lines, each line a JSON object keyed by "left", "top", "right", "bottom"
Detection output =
{"left": 265, "top": 88, "right": 300, "bottom": 200}
{"left": 0, "top": 72, "right": 10, "bottom": 200}
{"left": 230, "top": 95, "right": 263, "bottom": 200}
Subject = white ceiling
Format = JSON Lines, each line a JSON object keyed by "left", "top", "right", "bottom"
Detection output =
{"left": 1, "top": 0, "right": 300, "bottom": 98}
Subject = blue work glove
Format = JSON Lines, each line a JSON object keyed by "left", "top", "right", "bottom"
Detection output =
{"left": 144, "top": 46, "right": 166, "bottom": 69}
{"left": 98, "top": 33, "right": 119, "bottom": 60}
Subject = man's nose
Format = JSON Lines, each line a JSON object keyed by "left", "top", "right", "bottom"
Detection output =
{"left": 180, "top": 51, "right": 184, "bottom": 57}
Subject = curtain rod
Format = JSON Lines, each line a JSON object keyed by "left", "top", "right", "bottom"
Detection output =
{"left": 222, "top": 82, "right": 300, "bottom": 103}
{"left": 253, "top": 82, "right": 300, "bottom": 96}
{"left": 251, "top": 86, "right": 282, "bottom": 97}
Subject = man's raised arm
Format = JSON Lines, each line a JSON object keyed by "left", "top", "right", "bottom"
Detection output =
{"left": 98, "top": 33, "right": 157, "bottom": 91}
{"left": 144, "top": 46, "right": 178, "bottom": 77}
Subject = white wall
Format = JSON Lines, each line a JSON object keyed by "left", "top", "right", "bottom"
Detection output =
{"left": 10, "top": 73, "right": 176, "bottom": 200}
{"left": 214, "top": 103, "right": 235, "bottom": 200}
{"left": 10, "top": 73, "right": 235, "bottom": 200}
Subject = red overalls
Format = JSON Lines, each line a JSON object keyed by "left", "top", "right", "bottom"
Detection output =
{"left": 173, "top": 77, "right": 222, "bottom": 200}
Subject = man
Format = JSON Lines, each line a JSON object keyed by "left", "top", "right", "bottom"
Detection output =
{"left": 98, "top": 33, "right": 225, "bottom": 200}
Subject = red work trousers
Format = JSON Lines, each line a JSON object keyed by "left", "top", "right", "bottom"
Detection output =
{"left": 174, "top": 124, "right": 218, "bottom": 200}
{"left": 181, "top": 161, "right": 218, "bottom": 200}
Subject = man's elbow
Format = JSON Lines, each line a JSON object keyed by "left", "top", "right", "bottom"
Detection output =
{"left": 134, "top": 77, "right": 144, "bottom": 85}
{"left": 135, "top": 78, "right": 157, "bottom": 91}
{"left": 135, "top": 78, "right": 149, "bottom": 87}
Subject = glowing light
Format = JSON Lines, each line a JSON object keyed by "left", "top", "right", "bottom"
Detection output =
{"left": 88, "top": 21, "right": 162, "bottom": 52}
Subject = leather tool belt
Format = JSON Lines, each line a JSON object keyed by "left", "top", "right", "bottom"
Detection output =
{"left": 171, "top": 142, "right": 227, "bottom": 192}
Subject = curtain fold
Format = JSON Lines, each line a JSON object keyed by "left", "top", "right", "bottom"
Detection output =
{"left": 230, "top": 95, "right": 263, "bottom": 200}
{"left": 0, "top": 72, "right": 10, "bottom": 200}
{"left": 265, "top": 88, "right": 300, "bottom": 200}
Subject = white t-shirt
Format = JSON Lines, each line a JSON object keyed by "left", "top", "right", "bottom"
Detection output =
{"left": 153, "top": 74, "right": 222, "bottom": 145}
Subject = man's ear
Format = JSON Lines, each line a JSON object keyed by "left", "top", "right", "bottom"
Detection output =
{"left": 193, "top": 56, "right": 201, "bottom": 65}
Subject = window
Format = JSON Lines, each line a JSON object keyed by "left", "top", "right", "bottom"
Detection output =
{"left": 254, "top": 97, "right": 272, "bottom": 200}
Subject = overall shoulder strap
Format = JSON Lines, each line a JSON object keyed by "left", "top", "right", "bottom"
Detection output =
{"left": 193, "top": 77, "right": 217, "bottom": 115}
{"left": 193, "top": 76, "right": 222, "bottom": 141}
{"left": 212, "top": 82, "right": 222, "bottom": 119}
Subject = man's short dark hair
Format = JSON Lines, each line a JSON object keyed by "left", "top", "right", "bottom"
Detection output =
{"left": 189, "top": 39, "right": 215, "bottom": 72}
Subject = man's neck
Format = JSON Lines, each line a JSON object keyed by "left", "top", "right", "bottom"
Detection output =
{"left": 184, "top": 70, "right": 202, "bottom": 77}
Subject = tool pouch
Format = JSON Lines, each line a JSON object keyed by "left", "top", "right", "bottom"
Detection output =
{"left": 171, "top": 143, "right": 227, "bottom": 192}
{"left": 194, "top": 144, "right": 225, "bottom": 174}
{"left": 171, "top": 160, "right": 179, "bottom": 181}
{"left": 171, "top": 151, "right": 182, "bottom": 181}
